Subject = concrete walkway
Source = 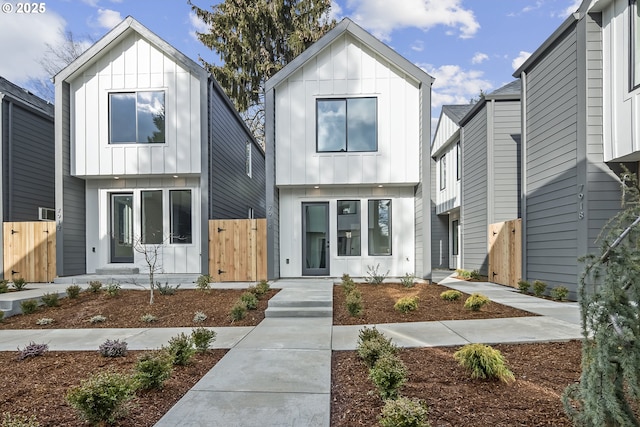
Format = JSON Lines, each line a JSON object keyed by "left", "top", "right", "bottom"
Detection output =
{"left": 0, "top": 275, "right": 584, "bottom": 427}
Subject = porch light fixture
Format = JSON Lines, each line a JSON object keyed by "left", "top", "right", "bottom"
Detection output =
{"left": 173, "top": 175, "right": 179, "bottom": 178}
{"left": 378, "top": 184, "right": 383, "bottom": 188}
{"left": 314, "top": 185, "right": 320, "bottom": 189}
{"left": 114, "top": 176, "right": 120, "bottom": 180}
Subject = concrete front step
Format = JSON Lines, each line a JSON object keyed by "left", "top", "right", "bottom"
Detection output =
{"left": 265, "top": 306, "right": 332, "bottom": 318}
{"left": 268, "top": 299, "right": 332, "bottom": 308}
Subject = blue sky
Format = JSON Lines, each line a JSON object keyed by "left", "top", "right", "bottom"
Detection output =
{"left": 0, "top": 0, "right": 581, "bottom": 129}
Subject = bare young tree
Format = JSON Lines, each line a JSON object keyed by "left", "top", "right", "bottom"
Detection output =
{"left": 133, "top": 235, "right": 168, "bottom": 305}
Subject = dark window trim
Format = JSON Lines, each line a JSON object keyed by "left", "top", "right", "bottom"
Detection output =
{"left": 440, "top": 154, "right": 446, "bottom": 190}
{"left": 631, "top": 0, "right": 640, "bottom": 91}
{"left": 108, "top": 90, "right": 166, "bottom": 145}
{"left": 368, "top": 198, "right": 392, "bottom": 256}
{"left": 337, "top": 199, "right": 361, "bottom": 257}
{"left": 456, "top": 141, "right": 461, "bottom": 181}
{"left": 316, "top": 97, "right": 378, "bottom": 153}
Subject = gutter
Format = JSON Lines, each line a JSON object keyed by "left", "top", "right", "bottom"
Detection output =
{"left": 519, "top": 71, "right": 528, "bottom": 282}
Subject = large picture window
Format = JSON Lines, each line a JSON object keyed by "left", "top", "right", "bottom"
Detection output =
{"left": 317, "top": 97, "right": 377, "bottom": 152}
{"left": 337, "top": 200, "right": 361, "bottom": 256}
{"left": 141, "top": 190, "right": 163, "bottom": 244}
{"left": 170, "top": 190, "right": 192, "bottom": 244}
{"left": 109, "top": 91, "right": 165, "bottom": 144}
{"left": 368, "top": 199, "right": 391, "bottom": 256}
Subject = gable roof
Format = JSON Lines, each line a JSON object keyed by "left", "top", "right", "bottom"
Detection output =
{"left": 0, "top": 76, "right": 54, "bottom": 116}
{"left": 442, "top": 104, "right": 473, "bottom": 125}
{"left": 265, "top": 17, "right": 434, "bottom": 91}
{"left": 54, "top": 16, "right": 206, "bottom": 84}
{"left": 459, "top": 79, "right": 521, "bottom": 126}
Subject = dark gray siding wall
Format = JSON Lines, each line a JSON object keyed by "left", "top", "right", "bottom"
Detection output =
{"left": 208, "top": 81, "right": 266, "bottom": 219}
{"left": 525, "top": 25, "right": 578, "bottom": 287}
{"left": 462, "top": 108, "right": 488, "bottom": 274}
{"left": 492, "top": 101, "right": 521, "bottom": 221}
{"left": 56, "top": 82, "right": 86, "bottom": 276}
{"left": 2, "top": 100, "right": 54, "bottom": 221}
{"left": 265, "top": 88, "right": 279, "bottom": 279}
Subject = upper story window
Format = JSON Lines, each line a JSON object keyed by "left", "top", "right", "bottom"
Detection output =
{"left": 456, "top": 141, "right": 461, "bottom": 181}
{"left": 316, "top": 97, "right": 377, "bottom": 152}
{"left": 440, "top": 154, "right": 446, "bottom": 190}
{"left": 245, "top": 140, "right": 252, "bottom": 177}
{"left": 109, "top": 91, "right": 165, "bottom": 144}
{"left": 632, "top": 0, "right": 640, "bottom": 90}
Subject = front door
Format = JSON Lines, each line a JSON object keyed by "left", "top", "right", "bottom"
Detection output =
{"left": 110, "top": 193, "right": 134, "bottom": 263}
{"left": 302, "top": 202, "right": 329, "bottom": 276}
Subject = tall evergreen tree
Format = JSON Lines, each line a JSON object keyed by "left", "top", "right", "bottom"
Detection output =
{"left": 563, "top": 167, "right": 640, "bottom": 426}
{"left": 189, "top": 0, "right": 336, "bottom": 147}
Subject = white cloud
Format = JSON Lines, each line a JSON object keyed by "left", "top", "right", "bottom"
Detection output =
{"left": 94, "top": 8, "right": 122, "bottom": 30}
{"left": 348, "top": 0, "right": 479, "bottom": 41}
{"left": 471, "top": 52, "right": 488, "bottom": 64}
{"left": 189, "top": 12, "right": 209, "bottom": 42}
{"left": 424, "top": 63, "right": 493, "bottom": 107}
{"left": 411, "top": 40, "right": 424, "bottom": 52}
{"left": 559, "top": 0, "right": 581, "bottom": 17}
{"left": 0, "top": 10, "right": 66, "bottom": 85}
{"left": 82, "top": 0, "right": 100, "bottom": 6}
{"left": 512, "top": 51, "right": 531, "bottom": 71}
{"left": 329, "top": 1, "right": 343, "bottom": 22}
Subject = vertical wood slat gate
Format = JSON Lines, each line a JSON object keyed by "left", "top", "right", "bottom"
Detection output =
{"left": 209, "top": 219, "right": 267, "bottom": 282}
{"left": 488, "top": 218, "right": 521, "bottom": 288}
{"left": 3, "top": 222, "right": 56, "bottom": 283}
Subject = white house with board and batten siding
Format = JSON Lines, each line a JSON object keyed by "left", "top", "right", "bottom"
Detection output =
{"left": 265, "top": 18, "right": 435, "bottom": 280}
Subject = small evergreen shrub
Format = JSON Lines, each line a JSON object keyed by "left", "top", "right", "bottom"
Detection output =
{"left": 369, "top": 353, "right": 407, "bottom": 399}
{"left": 469, "top": 270, "right": 482, "bottom": 280}
{"left": 166, "top": 333, "right": 195, "bottom": 366}
{"left": 464, "top": 293, "right": 490, "bottom": 311}
{"left": 0, "top": 280, "right": 9, "bottom": 294}
{"left": 357, "top": 334, "right": 398, "bottom": 368}
{"left": 358, "top": 325, "right": 385, "bottom": 345}
{"left": 440, "top": 290, "right": 462, "bottom": 301}
{"left": 346, "top": 289, "right": 363, "bottom": 317}
{"left": 192, "top": 327, "right": 216, "bottom": 353}
{"left": 456, "top": 269, "right": 472, "bottom": 280}
{"left": 66, "top": 284, "right": 81, "bottom": 299}
{"left": 254, "top": 279, "right": 270, "bottom": 297}
{"left": 89, "top": 314, "right": 107, "bottom": 324}
{"left": 453, "top": 343, "right": 515, "bottom": 383}
{"left": 230, "top": 301, "right": 247, "bottom": 321}
{"left": 35, "top": 318, "right": 53, "bottom": 326}
{"left": 342, "top": 276, "right": 356, "bottom": 294}
{"left": 240, "top": 292, "right": 258, "bottom": 310}
{"left": 394, "top": 296, "right": 419, "bottom": 313}
{"left": 20, "top": 300, "right": 38, "bottom": 315}
{"left": 12, "top": 278, "right": 27, "bottom": 291}
{"left": 16, "top": 342, "right": 48, "bottom": 360}
{"left": 365, "top": 264, "right": 389, "bottom": 285}
{"left": 40, "top": 292, "right": 59, "bottom": 307}
{"left": 1, "top": 412, "right": 40, "bottom": 427}
{"left": 133, "top": 350, "right": 173, "bottom": 390}
{"left": 66, "top": 371, "right": 136, "bottom": 425}
{"left": 98, "top": 339, "right": 128, "bottom": 357}
{"left": 140, "top": 313, "right": 157, "bottom": 323}
{"left": 532, "top": 280, "right": 547, "bottom": 297}
{"left": 195, "top": 274, "right": 212, "bottom": 292}
{"left": 157, "top": 282, "right": 180, "bottom": 295}
{"left": 88, "top": 281, "right": 102, "bottom": 293}
{"left": 551, "top": 286, "right": 569, "bottom": 301}
{"left": 192, "top": 311, "right": 207, "bottom": 323}
{"left": 400, "top": 273, "right": 416, "bottom": 288}
{"left": 379, "top": 396, "right": 431, "bottom": 427}
{"left": 517, "top": 280, "right": 531, "bottom": 294}
{"left": 105, "top": 282, "right": 121, "bottom": 297}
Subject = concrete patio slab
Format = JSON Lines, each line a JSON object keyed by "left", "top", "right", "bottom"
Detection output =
{"left": 236, "top": 318, "right": 332, "bottom": 350}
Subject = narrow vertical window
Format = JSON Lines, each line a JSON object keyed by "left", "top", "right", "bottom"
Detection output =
{"left": 141, "top": 190, "right": 163, "bottom": 244}
{"left": 368, "top": 199, "right": 391, "bottom": 256}
{"left": 456, "top": 141, "right": 461, "bottom": 181}
{"left": 245, "top": 141, "right": 252, "bottom": 177}
{"left": 337, "top": 200, "right": 361, "bottom": 256}
{"left": 452, "top": 219, "right": 459, "bottom": 255}
{"left": 633, "top": 0, "right": 640, "bottom": 89}
{"left": 440, "top": 154, "right": 447, "bottom": 190}
{"left": 170, "top": 190, "right": 192, "bottom": 244}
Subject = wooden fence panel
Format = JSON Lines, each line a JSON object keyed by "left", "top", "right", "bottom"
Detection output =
{"left": 3, "top": 221, "right": 56, "bottom": 283}
{"left": 488, "top": 219, "right": 521, "bottom": 288}
{"left": 209, "top": 219, "right": 267, "bottom": 282}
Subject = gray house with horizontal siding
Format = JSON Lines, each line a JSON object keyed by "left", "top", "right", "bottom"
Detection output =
{"left": 54, "top": 17, "right": 264, "bottom": 277}
{"left": 0, "top": 77, "right": 55, "bottom": 278}
{"left": 513, "top": 0, "right": 632, "bottom": 298}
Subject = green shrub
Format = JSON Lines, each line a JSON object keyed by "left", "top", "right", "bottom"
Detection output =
{"left": 0, "top": 280, "right": 9, "bottom": 294}
{"left": 1, "top": 412, "right": 40, "bottom": 427}
{"left": 192, "top": 327, "right": 216, "bottom": 353}
{"left": 551, "top": 286, "right": 569, "bottom": 301}
{"left": 98, "top": 339, "right": 128, "bottom": 357}
{"left": 469, "top": 269, "right": 482, "bottom": 280}
{"left": 357, "top": 325, "right": 385, "bottom": 345}
{"left": 517, "top": 280, "right": 531, "bottom": 294}
{"left": 369, "top": 353, "right": 407, "bottom": 399}
{"left": 532, "top": 280, "right": 547, "bottom": 297}
{"left": 0, "top": 311, "right": 4, "bottom": 322}
{"left": 192, "top": 311, "right": 207, "bottom": 323}
{"left": 133, "top": 350, "right": 173, "bottom": 390}
{"left": 16, "top": 342, "right": 48, "bottom": 360}
{"left": 20, "top": 300, "right": 38, "bottom": 315}
{"left": 12, "top": 278, "right": 27, "bottom": 291}
{"left": 195, "top": 274, "right": 212, "bottom": 292}
{"left": 346, "top": 290, "right": 363, "bottom": 317}
{"left": 66, "top": 370, "right": 136, "bottom": 425}
{"left": 230, "top": 301, "right": 247, "bottom": 322}
{"left": 364, "top": 264, "right": 389, "bottom": 285}
{"left": 456, "top": 269, "right": 471, "bottom": 280}
{"left": 379, "top": 396, "right": 431, "bottom": 427}
{"left": 88, "top": 281, "right": 102, "bottom": 293}
{"left": 400, "top": 273, "right": 415, "bottom": 288}
{"left": 240, "top": 292, "right": 258, "bottom": 310}
{"left": 140, "top": 313, "right": 157, "bottom": 323}
{"left": 157, "top": 282, "right": 180, "bottom": 295}
{"left": 89, "top": 314, "right": 107, "bottom": 323}
{"left": 66, "top": 284, "right": 81, "bottom": 299}
{"left": 440, "top": 290, "right": 462, "bottom": 301}
{"left": 357, "top": 334, "right": 398, "bottom": 368}
{"left": 464, "top": 293, "right": 490, "bottom": 311}
{"left": 165, "top": 333, "right": 195, "bottom": 366}
{"left": 40, "top": 292, "right": 59, "bottom": 307}
{"left": 453, "top": 343, "right": 515, "bottom": 383}
{"left": 394, "top": 296, "right": 419, "bottom": 313}
{"left": 342, "top": 276, "right": 356, "bottom": 294}
{"left": 254, "top": 279, "right": 270, "bottom": 297}
{"left": 105, "top": 282, "right": 121, "bottom": 297}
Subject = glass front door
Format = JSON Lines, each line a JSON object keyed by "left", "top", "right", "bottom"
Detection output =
{"left": 111, "top": 193, "right": 134, "bottom": 263}
{"left": 302, "top": 202, "right": 330, "bottom": 276}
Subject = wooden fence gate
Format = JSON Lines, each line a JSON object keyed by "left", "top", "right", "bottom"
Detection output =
{"left": 488, "top": 219, "right": 521, "bottom": 288}
{"left": 3, "top": 221, "right": 56, "bottom": 283}
{"left": 209, "top": 219, "right": 267, "bottom": 282}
